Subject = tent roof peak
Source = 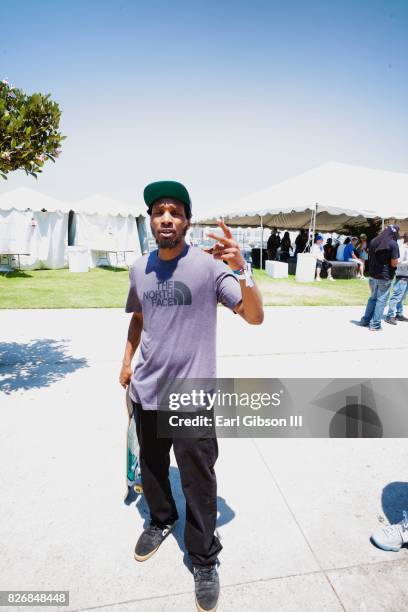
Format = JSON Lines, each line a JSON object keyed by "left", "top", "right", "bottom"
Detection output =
{"left": 194, "top": 161, "right": 408, "bottom": 227}
{"left": 0, "top": 187, "right": 70, "bottom": 212}
{"left": 74, "top": 193, "right": 145, "bottom": 217}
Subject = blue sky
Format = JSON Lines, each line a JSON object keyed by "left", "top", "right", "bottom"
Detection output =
{"left": 1, "top": 0, "right": 407, "bottom": 216}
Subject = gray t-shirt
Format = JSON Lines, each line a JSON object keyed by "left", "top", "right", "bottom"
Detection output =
{"left": 125, "top": 244, "right": 242, "bottom": 409}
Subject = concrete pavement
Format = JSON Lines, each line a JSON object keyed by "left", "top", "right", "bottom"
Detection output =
{"left": 1, "top": 306, "right": 408, "bottom": 611}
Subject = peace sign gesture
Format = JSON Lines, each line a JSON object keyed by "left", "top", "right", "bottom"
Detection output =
{"left": 204, "top": 218, "right": 246, "bottom": 271}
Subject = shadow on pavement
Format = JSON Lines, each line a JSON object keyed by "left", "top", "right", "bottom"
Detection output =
{"left": 0, "top": 339, "right": 88, "bottom": 394}
{"left": 382, "top": 481, "right": 408, "bottom": 524}
{"left": 349, "top": 319, "right": 366, "bottom": 327}
{"left": 131, "top": 465, "right": 235, "bottom": 572}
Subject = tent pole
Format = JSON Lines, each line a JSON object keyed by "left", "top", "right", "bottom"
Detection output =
{"left": 381, "top": 218, "right": 385, "bottom": 230}
{"left": 306, "top": 204, "right": 317, "bottom": 252}
{"left": 260, "top": 215, "right": 263, "bottom": 270}
{"left": 313, "top": 203, "right": 318, "bottom": 242}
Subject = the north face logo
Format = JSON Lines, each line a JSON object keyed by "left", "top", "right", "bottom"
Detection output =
{"left": 143, "top": 280, "right": 192, "bottom": 307}
{"left": 172, "top": 281, "right": 192, "bottom": 305}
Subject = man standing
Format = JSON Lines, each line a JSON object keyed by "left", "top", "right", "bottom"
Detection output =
{"left": 266, "top": 227, "right": 281, "bottom": 260}
{"left": 385, "top": 231, "right": 408, "bottom": 325}
{"left": 360, "top": 225, "right": 400, "bottom": 331}
{"left": 119, "top": 180, "right": 264, "bottom": 612}
{"left": 294, "top": 229, "right": 308, "bottom": 257}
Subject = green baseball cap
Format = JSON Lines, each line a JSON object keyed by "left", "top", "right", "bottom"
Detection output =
{"left": 143, "top": 180, "right": 192, "bottom": 218}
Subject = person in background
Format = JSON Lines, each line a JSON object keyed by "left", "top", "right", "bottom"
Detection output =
{"left": 385, "top": 231, "right": 408, "bottom": 325}
{"left": 279, "top": 231, "right": 291, "bottom": 262}
{"left": 343, "top": 236, "right": 365, "bottom": 278}
{"left": 336, "top": 237, "right": 349, "bottom": 261}
{"left": 311, "top": 234, "right": 335, "bottom": 281}
{"left": 359, "top": 225, "right": 400, "bottom": 331}
{"left": 323, "top": 237, "right": 336, "bottom": 261}
{"left": 356, "top": 233, "right": 369, "bottom": 263}
{"left": 267, "top": 228, "right": 281, "bottom": 260}
{"left": 294, "top": 229, "right": 308, "bottom": 257}
{"left": 332, "top": 239, "right": 340, "bottom": 260}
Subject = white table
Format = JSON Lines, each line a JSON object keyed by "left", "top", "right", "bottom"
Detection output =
{"left": 93, "top": 249, "right": 135, "bottom": 269}
{"left": 265, "top": 260, "right": 288, "bottom": 279}
{"left": 0, "top": 252, "right": 30, "bottom": 272}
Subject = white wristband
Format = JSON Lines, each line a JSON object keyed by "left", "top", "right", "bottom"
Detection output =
{"left": 233, "top": 263, "right": 254, "bottom": 288}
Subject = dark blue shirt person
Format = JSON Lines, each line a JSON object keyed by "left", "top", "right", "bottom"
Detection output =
{"left": 343, "top": 242, "right": 355, "bottom": 261}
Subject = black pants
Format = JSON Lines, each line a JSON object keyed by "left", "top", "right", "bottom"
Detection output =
{"left": 267, "top": 248, "right": 278, "bottom": 260}
{"left": 133, "top": 402, "right": 222, "bottom": 566}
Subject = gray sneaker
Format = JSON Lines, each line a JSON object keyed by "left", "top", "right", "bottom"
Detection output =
{"left": 134, "top": 521, "right": 176, "bottom": 561}
{"left": 371, "top": 511, "right": 408, "bottom": 551}
{"left": 194, "top": 564, "right": 220, "bottom": 612}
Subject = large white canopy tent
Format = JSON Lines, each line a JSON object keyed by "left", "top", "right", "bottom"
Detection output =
{"left": 195, "top": 162, "right": 408, "bottom": 232}
{"left": 70, "top": 194, "right": 146, "bottom": 268}
{"left": 0, "top": 187, "right": 70, "bottom": 269}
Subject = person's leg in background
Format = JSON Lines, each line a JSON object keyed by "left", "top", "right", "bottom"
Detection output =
{"left": 371, "top": 510, "right": 408, "bottom": 552}
{"left": 267, "top": 248, "right": 277, "bottom": 261}
{"left": 396, "top": 279, "right": 408, "bottom": 321}
{"left": 386, "top": 279, "right": 406, "bottom": 323}
{"left": 360, "top": 278, "right": 379, "bottom": 326}
{"left": 322, "top": 260, "right": 335, "bottom": 281}
{"left": 357, "top": 259, "right": 365, "bottom": 278}
{"left": 315, "top": 260, "right": 322, "bottom": 281}
{"left": 370, "top": 280, "right": 392, "bottom": 330}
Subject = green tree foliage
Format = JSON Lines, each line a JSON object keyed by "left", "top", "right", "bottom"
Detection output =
{"left": 0, "top": 78, "right": 65, "bottom": 179}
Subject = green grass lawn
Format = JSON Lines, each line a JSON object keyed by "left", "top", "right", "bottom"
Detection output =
{"left": 0, "top": 267, "right": 130, "bottom": 309}
{"left": 0, "top": 266, "right": 370, "bottom": 309}
{"left": 254, "top": 269, "right": 370, "bottom": 307}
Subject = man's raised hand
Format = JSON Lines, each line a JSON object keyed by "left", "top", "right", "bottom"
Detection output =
{"left": 204, "top": 219, "right": 245, "bottom": 271}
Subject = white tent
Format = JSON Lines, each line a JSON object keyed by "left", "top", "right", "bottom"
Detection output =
{"left": 0, "top": 187, "right": 70, "bottom": 269}
{"left": 70, "top": 194, "right": 146, "bottom": 268}
{"left": 195, "top": 162, "right": 408, "bottom": 231}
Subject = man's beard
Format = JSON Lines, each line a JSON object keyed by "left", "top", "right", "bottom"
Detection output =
{"left": 155, "top": 234, "right": 182, "bottom": 249}
{"left": 152, "top": 225, "right": 188, "bottom": 249}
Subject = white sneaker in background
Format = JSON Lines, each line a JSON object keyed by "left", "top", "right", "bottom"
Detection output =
{"left": 371, "top": 511, "right": 408, "bottom": 552}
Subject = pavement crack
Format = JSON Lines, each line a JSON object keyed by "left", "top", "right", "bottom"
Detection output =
{"left": 219, "top": 345, "right": 408, "bottom": 358}
{"left": 250, "top": 437, "right": 347, "bottom": 611}
{"left": 53, "top": 556, "right": 408, "bottom": 611}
